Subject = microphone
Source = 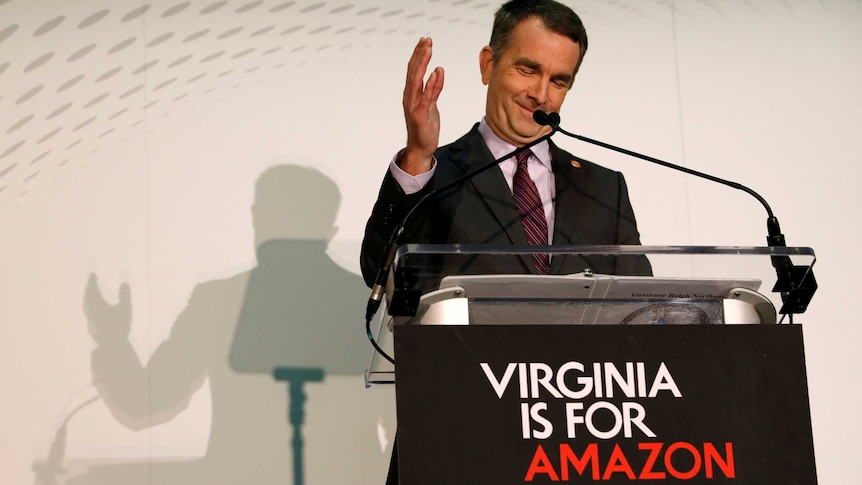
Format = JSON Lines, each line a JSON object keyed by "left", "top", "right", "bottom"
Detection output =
{"left": 365, "top": 117, "right": 559, "bottom": 360}
{"left": 544, "top": 112, "right": 816, "bottom": 316}
{"left": 533, "top": 110, "right": 560, "bottom": 128}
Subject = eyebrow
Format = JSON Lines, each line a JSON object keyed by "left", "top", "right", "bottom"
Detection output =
{"left": 513, "top": 56, "right": 574, "bottom": 85}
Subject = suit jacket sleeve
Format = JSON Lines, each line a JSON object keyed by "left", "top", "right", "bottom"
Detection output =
{"left": 360, "top": 168, "right": 430, "bottom": 287}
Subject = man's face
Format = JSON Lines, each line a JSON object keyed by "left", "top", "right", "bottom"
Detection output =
{"left": 480, "top": 16, "right": 581, "bottom": 146}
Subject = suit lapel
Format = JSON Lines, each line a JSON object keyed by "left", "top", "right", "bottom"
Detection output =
{"left": 550, "top": 143, "right": 588, "bottom": 274}
{"left": 447, "top": 127, "right": 534, "bottom": 272}
{"left": 451, "top": 128, "right": 529, "bottom": 245}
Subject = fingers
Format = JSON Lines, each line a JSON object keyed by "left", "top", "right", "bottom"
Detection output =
{"left": 406, "top": 38, "right": 431, "bottom": 83}
{"left": 404, "top": 37, "right": 433, "bottom": 109}
{"left": 402, "top": 38, "right": 444, "bottom": 168}
{"left": 404, "top": 38, "right": 444, "bottom": 115}
{"left": 424, "top": 66, "right": 445, "bottom": 105}
{"left": 411, "top": 66, "right": 444, "bottom": 119}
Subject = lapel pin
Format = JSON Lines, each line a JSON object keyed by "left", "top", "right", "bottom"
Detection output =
{"left": 570, "top": 159, "right": 581, "bottom": 169}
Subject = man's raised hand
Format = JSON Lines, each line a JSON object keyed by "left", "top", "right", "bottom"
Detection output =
{"left": 400, "top": 37, "right": 444, "bottom": 176}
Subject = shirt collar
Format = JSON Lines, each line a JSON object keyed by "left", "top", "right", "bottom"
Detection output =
{"left": 478, "top": 118, "right": 553, "bottom": 171}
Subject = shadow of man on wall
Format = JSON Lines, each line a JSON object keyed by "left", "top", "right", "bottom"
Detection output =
{"left": 73, "top": 165, "right": 389, "bottom": 485}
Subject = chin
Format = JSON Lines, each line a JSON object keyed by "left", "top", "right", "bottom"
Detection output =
{"left": 514, "top": 127, "right": 542, "bottom": 141}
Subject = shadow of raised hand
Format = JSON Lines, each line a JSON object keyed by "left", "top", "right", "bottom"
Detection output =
{"left": 83, "top": 273, "right": 132, "bottom": 344}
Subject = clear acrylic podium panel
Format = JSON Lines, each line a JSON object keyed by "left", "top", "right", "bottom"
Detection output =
{"left": 365, "top": 244, "right": 816, "bottom": 387}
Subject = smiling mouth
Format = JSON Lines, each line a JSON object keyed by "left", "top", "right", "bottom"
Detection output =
{"left": 517, "top": 103, "right": 535, "bottom": 117}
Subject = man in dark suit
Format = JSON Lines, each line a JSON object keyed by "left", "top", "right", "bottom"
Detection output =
{"left": 361, "top": 0, "right": 650, "bottom": 288}
{"left": 363, "top": 5, "right": 651, "bottom": 482}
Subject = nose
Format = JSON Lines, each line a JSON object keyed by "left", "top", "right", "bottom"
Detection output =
{"left": 527, "top": 75, "right": 550, "bottom": 107}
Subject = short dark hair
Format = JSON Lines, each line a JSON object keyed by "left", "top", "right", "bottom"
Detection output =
{"left": 489, "top": 0, "right": 589, "bottom": 77}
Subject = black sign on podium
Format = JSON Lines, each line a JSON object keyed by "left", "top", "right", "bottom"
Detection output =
{"left": 374, "top": 245, "right": 818, "bottom": 484}
{"left": 393, "top": 324, "right": 816, "bottom": 485}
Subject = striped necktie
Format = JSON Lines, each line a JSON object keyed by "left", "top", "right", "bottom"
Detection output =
{"left": 512, "top": 150, "right": 550, "bottom": 274}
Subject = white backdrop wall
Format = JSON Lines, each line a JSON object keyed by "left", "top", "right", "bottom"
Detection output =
{"left": 1, "top": 0, "right": 860, "bottom": 484}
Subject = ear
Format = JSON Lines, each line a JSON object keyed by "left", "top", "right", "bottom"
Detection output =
{"left": 479, "top": 46, "right": 494, "bottom": 85}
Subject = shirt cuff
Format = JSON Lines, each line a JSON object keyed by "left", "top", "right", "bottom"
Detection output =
{"left": 388, "top": 149, "right": 436, "bottom": 195}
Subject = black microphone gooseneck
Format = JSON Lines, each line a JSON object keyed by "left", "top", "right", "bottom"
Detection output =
{"left": 365, "top": 115, "right": 558, "bottom": 363}
{"left": 536, "top": 112, "right": 815, "bottom": 316}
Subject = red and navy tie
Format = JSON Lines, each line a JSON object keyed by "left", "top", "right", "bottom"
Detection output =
{"left": 513, "top": 150, "right": 550, "bottom": 274}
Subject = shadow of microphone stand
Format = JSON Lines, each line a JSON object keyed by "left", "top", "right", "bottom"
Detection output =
{"left": 32, "top": 395, "right": 101, "bottom": 485}
{"left": 273, "top": 368, "right": 325, "bottom": 485}
{"left": 31, "top": 373, "right": 327, "bottom": 485}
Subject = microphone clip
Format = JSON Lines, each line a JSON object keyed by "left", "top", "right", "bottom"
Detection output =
{"left": 767, "top": 217, "right": 817, "bottom": 315}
